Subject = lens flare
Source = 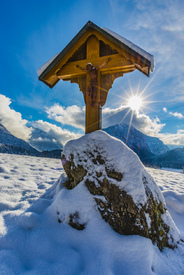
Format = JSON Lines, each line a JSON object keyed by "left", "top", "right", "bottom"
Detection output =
{"left": 128, "top": 96, "right": 142, "bottom": 112}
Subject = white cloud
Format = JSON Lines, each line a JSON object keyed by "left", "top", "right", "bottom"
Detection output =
{"left": 132, "top": 0, "right": 184, "bottom": 33}
{"left": 169, "top": 112, "right": 184, "bottom": 119}
{"left": 162, "top": 107, "right": 184, "bottom": 119}
{"left": 102, "top": 106, "right": 165, "bottom": 136}
{"left": 31, "top": 120, "right": 81, "bottom": 145}
{"left": 46, "top": 104, "right": 85, "bottom": 130}
{"left": 124, "top": 0, "right": 184, "bottom": 103}
{"left": 0, "top": 95, "right": 81, "bottom": 145}
{"left": 46, "top": 103, "right": 165, "bottom": 138}
{"left": 1, "top": 93, "right": 183, "bottom": 147}
{"left": 0, "top": 94, "right": 32, "bottom": 141}
{"left": 102, "top": 105, "right": 184, "bottom": 146}
{"left": 158, "top": 130, "right": 184, "bottom": 145}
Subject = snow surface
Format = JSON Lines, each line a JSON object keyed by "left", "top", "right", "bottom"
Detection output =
{"left": 0, "top": 152, "right": 184, "bottom": 274}
{"left": 103, "top": 27, "right": 155, "bottom": 72}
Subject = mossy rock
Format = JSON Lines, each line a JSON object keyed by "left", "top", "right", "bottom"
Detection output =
{"left": 60, "top": 131, "right": 180, "bottom": 250}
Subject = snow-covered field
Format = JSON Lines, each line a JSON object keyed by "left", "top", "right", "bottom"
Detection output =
{"left": 0, "top": 153, "right": 183, "bottom": 274}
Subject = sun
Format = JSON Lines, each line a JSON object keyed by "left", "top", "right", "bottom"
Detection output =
{"left": 127, "top": 96, "right": 142, "bottom": 112}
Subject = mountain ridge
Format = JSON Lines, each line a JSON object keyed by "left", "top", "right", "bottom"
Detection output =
{"left": 0, "top": 123, "right": 62, "bottom": 158}
{"left": 1, "top": 122, "right": 184, "bottom": 168}
{"left": 103, "top": 123, "right": 169, "bottom": 163}
{"left": 0, "top": 123, "right": 39, "bottom": 156}
{"left": 156, "top": 147, "right": 184, "bottom": 169}
{"left": 29, "top": 127, "right": 63, "bottom": 152}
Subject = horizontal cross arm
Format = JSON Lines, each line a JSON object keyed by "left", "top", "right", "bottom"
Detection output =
{"left": 57, "top": 54, "right": 134, "bottom": 80}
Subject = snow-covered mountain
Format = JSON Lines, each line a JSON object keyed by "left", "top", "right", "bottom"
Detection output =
{"left": 29, "top": 127, "right": 63, "bottom": 152}
{"left": 156, "top": 147, "right": 184, "bottom": 169}
{"left": 2, "top": 122, "right": 183, "bottom": 168}
{"left": 103, "top": 123, "right": 169, "bottom": 163}
{"left": 0, "top": 123, "right": 62, "bottom": 158}
{"left": 0, "top": 123, "right": 39, "bottom": 156}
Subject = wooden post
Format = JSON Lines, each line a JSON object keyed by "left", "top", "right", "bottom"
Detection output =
{"left": 85, "top": 35, "right": 100, "bottom": 134}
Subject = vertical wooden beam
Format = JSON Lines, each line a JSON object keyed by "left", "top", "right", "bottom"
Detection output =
{"left": 85, "top": 35, "right": 100, "bottom": 134}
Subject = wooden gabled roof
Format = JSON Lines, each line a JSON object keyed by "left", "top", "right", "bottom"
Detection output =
{"left": 38, "top": 21, "right": 154, "bottom": 88}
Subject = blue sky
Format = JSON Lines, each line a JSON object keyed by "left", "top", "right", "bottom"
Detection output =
{"left": 0, "top": 0, "right": 184, "bottom": 146}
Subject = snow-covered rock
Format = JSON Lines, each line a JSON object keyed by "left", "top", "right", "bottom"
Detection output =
{"left": 54, "top": 131, "right": 180, "bottom": 250}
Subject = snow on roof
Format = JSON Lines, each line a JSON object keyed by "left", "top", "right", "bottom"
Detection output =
{"left": 37, "top": 53, "right": 60, "bottom": 77}
{"left": 103, "top": 27, "right": 155, "bottom": 72}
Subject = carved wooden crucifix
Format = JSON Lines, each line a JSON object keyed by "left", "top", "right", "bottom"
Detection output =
{"left": 76, "top": 57, "right": 111, "bottom": 107}
{"left": 38, "top": 21, "right": 154, "bottom": 134}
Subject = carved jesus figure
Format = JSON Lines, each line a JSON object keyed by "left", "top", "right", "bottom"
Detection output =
{"left": 76, "top": 57, "right": 111, "bottom": 107}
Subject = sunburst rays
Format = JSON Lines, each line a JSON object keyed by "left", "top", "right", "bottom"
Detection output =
{"left": 102, "top": 67, "right": 161, "bottom": 144}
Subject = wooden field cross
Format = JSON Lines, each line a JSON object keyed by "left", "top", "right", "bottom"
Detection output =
{"left": 38, "top": 21, "right": 154, "bottom": 134}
